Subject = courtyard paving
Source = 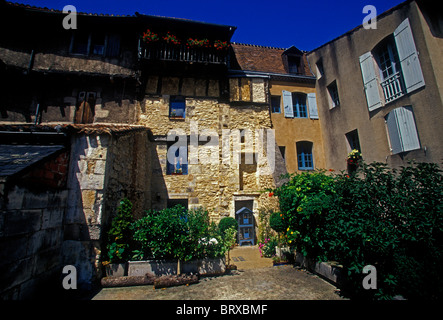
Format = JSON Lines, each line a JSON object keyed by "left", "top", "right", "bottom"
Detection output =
{"left": 91, "top": 246, "right": 345, "bottom": 300}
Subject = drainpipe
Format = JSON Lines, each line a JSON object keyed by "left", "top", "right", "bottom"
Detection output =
{"left": 27, "top": 49, "right": 35, "bottom": 74}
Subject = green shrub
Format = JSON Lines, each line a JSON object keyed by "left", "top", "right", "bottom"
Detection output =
{"left": 272, "top": 162, "right": 443, "bottom": 300}
{"left": 269, "top": 211, "right": 287, "bottom": 234}
{"left": 218, "top": 217, "right": 238, "bottom": 235}
{"left": 105, "top": 198, "right": 134, "bottom": 263}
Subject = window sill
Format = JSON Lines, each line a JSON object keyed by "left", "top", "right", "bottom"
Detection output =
{"left": 169, "top": 116, "right": 185, "bottom": 121}
{"left": 168, "top": 172, "right": 185, "bottom": 175}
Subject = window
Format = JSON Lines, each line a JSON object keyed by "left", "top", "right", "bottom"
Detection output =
{"left": 74, "top": 91, "right": 96, "bottom": 124}
{"left": 166, "top": 141, "right": 188, "bottom": 175}
{"left": 271, "top": 96, "right": 281, "bottom": 113}
{"left": 288, "top": 56, "right": 301, "bottom": 74}
{"left": 359, "top": 18, "right": 425, "bottom": 112}
{"left": 345, "top": 129, "right": 361, "bottom": 153}
{"left": 167, "top": 199, "right": 188, "bottom": 210}
{"left": 169, "top": 96, "right": 186, "bottom": 119}
{"left": 282, "top": 91, "right": 318, "bottom": 119}
{"left": 385, "top": 106, "right": 420, "bottom": 154}
{"left": 279, "top": 146, "right": 286, "bottom": 162}
{"left": 292, "top": 93, "right": 308, "bottom": 118}
{"left": 327, "top": 81, "right": 340, "bottom": 108}
{"left": 296, "top": 141, "right": 314, "bottom": 170}
{"left": 70, "top": 32, "right": 120, "bottom": 57}
{"left": 316, "top": 60, "right": 324, "bottom": 79}
{"left": 71, "top": 32, "right": 89, "bottom": 55}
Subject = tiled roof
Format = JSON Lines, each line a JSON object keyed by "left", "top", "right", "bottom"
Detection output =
{"left": 0, "top": 123, "right": 149, "bottom": 135}
{"left": 0, "top": 144, "right": 64, "bottom": 178}
{"left": 231, "top": 43, "right": 314, "bottom": 77}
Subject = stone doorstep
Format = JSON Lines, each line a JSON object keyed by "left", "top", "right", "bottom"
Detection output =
{"left": 295, "top": 252, "right": 344, "bottom": 286}
{"left": 106, "top": 257, "right": 226, "bottom": 278}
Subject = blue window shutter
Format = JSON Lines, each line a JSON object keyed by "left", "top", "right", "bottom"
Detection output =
{"left": 396, "top": 106, "right": 420, "bottom": 152}
{"left": 282, "top": 90, "right": 294, "bottom": 118}
{"left": 359, "top": 51, "right": 383, "bottom": 111}
{"left": 394, "top": 18, "right": 425, "bottom": 94}
{"left": 307, "top": 93, "right": 319, "bottom": 119}
{"left": 386, "top": 109, "right": 403, "bottom": 154}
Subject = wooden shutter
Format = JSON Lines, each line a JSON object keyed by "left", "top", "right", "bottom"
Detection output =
{"left": 359, "top": 52, "right": 383, "bottom": 111}
{"left": 386, "top": 106, "right": 420, "bottom": 154}
{"left": 385, "top": 109, "right": 403, "bottom": 154}
{"left": 307, "top": 93, "right": 319, "bottom": 119}
{"left": 282, "top": 90, "right": 294, "bottom": 118}
{"left": 106, "top": 34, "right": 121, "bottom": 58}
{"left": 394, "top": 18, "right": 425, "bottom": 94}
{"left": 396, "top": 106, "right": 420, "bottom": 152}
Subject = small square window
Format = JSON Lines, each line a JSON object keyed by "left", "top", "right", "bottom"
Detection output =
{"left": 327, "top": 81, "right": 340, "bottom": 108}
{"left": 271, "top": 96, "right": 281, "bottom": 113}
{"left": 71, "top": 32, "right": 90, "bottom": 55}
{"left": 169, "top": 96, "right": 186, "bottom": 119}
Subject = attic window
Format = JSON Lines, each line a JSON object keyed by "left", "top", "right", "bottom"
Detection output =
{"left": 288, "top": 56, "right": 301, "bottom": 74}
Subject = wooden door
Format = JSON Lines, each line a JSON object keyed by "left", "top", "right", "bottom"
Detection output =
{"left": 74, "top": 91, "right": 96, "bottom": 124}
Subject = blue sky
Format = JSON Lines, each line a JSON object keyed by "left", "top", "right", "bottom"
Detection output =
{"left": 22, "top": 0, "right": 404, "bottom": 51}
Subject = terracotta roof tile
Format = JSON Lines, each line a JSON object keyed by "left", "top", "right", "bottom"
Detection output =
{"left": 231, "top": 43, "right": 314, "bottom": 77}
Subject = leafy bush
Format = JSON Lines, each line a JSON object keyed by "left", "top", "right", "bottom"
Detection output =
{"left": 258, "top": 237, "right": 278, "bottom": 258}
{"left": 218, "top": 217, "right": 238, "bottom": 235}
{"left": 130, "top": 205, "right": 230, "bottom": 262}
{"left": 272, "top": 162, "right": 443, "bottom": 300}
{"left": 269, "top": 211, "right": 287, "bottom": 234}
{"left": 104, "top": 198, "right": 134, "bottom": 263}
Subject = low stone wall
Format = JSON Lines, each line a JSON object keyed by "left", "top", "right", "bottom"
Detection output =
{"left": 107, "top": 257, "right": 226, "bottom": 279}
{"left": 0, "top": 185, "right": 68, "bottom": 299}
{"left": 295, "top": 252, "right": 345, "bottom": 286}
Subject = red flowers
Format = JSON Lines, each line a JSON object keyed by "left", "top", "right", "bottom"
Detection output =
{"left": 268, "top": 192, "right": 274, "bottom": 197}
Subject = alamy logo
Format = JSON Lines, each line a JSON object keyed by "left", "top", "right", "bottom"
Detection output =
{"left": 63, "top": 5, "right": 77, "bottom": 30}
{"left": 362, "top": 265, "right": 377, "bottom": 290}
{"left": 362, "top": 5, "right": 377, "bottom": 30}
{"left": 62, "top": 265, "right": 77, "bottom": 289}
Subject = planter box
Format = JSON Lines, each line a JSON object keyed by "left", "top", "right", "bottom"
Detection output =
{"left": 295, "top": 252, "right": 344, "bottom": 286}
{"left": 127, "top": 257, "right": 225, "bottom": 277}
{"left": 105, "top": 263, "right": 127, "bottom": 277}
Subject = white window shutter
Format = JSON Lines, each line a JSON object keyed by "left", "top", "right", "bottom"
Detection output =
{"left": 386, "top": 106, "right": 420, "bottom": 154}
{"left": 385, "top": 109, "right": 403, "bottom": 154}
{"left": 282, "top": 90, "right": 294, "bottom": 118}
{"left": 307, "top": 93, "right": 319, "bottom": 119}
{"left": 395, "top": 106, "right": 420, "bottom": 152}
{"left": 359, "top": 51, "right": 383, "bottom": 112}
{"left": 394, "top": 18, "right": 425, "bottom": 93}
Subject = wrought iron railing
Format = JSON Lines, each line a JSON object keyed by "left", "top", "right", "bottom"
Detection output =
{"left": 381, "top": 71, "right": 405, "bottom": 103}
{"left": 138, "top": 39, "right": 228, "bottom": 64}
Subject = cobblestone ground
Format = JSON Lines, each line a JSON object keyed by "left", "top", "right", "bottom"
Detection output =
{"left": 92, "top": 246, "right": 345, "bottom": 300}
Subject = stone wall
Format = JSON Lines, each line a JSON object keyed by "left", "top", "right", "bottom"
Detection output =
{"left": 62, "top": 128, "right": 151, "bottom": 287}
{"left": 0, "top": 185, "right": 68, "bottom": 299}
{"left": 140, "top": 75, "right": 280, "bottom": 228}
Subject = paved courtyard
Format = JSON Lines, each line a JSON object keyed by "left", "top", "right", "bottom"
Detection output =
{"left": 91, "top": 246, "right": 345, "bottom": 300}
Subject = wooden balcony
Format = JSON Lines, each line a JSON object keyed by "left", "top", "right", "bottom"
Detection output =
{"left": 138, "top": 40, "right": 228, "bottom": 65}
{"left": 381, "top": 71, "right": 405, "bottom": 103}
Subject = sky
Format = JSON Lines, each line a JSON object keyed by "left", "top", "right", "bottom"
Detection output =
{"left": 22, "top": 0, "right": 405, "bottom": 51}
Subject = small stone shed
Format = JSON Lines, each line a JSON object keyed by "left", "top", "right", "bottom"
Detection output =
{"left": 0, "top": 124, "right": 152, "bottom": 299}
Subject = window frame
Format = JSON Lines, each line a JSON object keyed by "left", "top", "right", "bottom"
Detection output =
{"left": 169, "top": 96, "right": 186, "bottom": 119}
{"left": 166, "top": 140, "right": 188, "bottom": 175}
{"left": 271, "top": 96, "right": 281, "bottom": 113}
{"left": 296, "top": 141, "right": 314, "bottom": 170}
{"left": 292, "top": 93, "right": 308, "bottom": 118}
{"left": 327, "top": 81, "right": 340, "bottom": 108}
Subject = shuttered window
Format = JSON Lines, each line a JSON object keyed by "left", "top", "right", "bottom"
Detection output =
{"left": 359, "top": 52, "right": 383, "bottom": 111}
{"left": 393, "top": 18, "right": 425, "bottom": 93}
{"left": 307, "top": 93, "right": 319, "bottom": 119}
{"left": 385, "top": 106, "right": 420, "bottom": 154}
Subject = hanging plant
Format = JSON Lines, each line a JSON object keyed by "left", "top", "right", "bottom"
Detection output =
{"left": 214, "top": 40, "right": 229, "bottom": 50}
{"left": 163, "top": 31, "right": 181, "bottom": 45}
{"left": 186, "top": 38, "right": 210, "bottom": 48}
{"left": 142, "top": 29, "right": 160, "bottom": 43}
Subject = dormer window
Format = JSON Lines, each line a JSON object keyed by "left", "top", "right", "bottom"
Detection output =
{"left": 282, "top": 46, "right": 304, "bottom": 75}
{"left": 288, "top": 56, "right": 301, "bottom": 74}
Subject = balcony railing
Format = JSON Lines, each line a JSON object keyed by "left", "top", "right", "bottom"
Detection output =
{"left": 138, "top": 40, "right": 228, "bottom": 65}
{"left": 381, "top": 71, "right": 405, "bottom": 103}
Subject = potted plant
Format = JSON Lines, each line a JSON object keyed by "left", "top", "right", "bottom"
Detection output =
{"left": 347, "top": 149, "right": 362, "bottom": 173}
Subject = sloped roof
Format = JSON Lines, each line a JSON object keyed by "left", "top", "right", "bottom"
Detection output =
{"left": 231, "top": 43, "right": 314, "bottom": 77}
{"left": 0, "top": 144, "right": 64, "bottom": 179}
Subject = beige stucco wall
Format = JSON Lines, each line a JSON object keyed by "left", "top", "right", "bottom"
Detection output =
{"left": 307, "top": 1, "right": 443, "bottom": 171}
{"left": 269, "top": 81, "right": 327, "bottom": 173}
